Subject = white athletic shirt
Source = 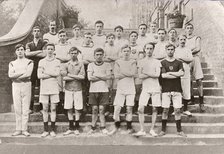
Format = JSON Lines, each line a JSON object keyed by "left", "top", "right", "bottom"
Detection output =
{"left": 146, "top": 33, "right": 158, "bottom": 43}
{"left": 87, "top": 62, "right": 111, "bottom": 92}
{"left": 138, "top": 58, "right": 161, "bottom": 92}
{"left": 92, "top": 34, "right": 106, "bottom": 48}
{"left": 114, "top": 38, "right": 129, "bottom": 51}
{"left": 104, "top": 43, "right": 120, "bottom": 63}
{"left": 54, "top": 42, "right": 71, "bottom": 63}
{"left": 185, "top": 35, "right": 200, "bottom": 57}
{"left": 175, "top": 46, "right": 193, "bottom": 79}
{"left": 136, "top": 35, "right": 150, "bottom": 49}
{"left": 68, "top": 37, "right": 84, "bottom": 47}
{"left": 43, "top": 32, "right": 59, "bottom": 45}
{"left": 129, "top": 44, "right": 142, "bottom": 60}
{"left": 38, "top": 57, "right": 60, "bottom": 95}
{"left": 153, "top": 41, "right": 167, "bottom": 60}
{"left": 114, "top": 59, "right": 136, "bottom": 94}
{"left": 78, "top": 45, "right": 95, "bottom": 64}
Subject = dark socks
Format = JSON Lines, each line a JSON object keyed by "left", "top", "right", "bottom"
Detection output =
{"left": 127, "top": 121, "right": 132, "bottom": 130}
{"left": 44, "top": 122, "right": 48, "bottom": 132}
{"left": 199, "top": 96, "right": 204, "bottom": 104}
{"left": 115, "top": 121, "right": 120, "bottom": 129}
{"left": 75, "top": 120, "right": 80, "bottom": 130}
{"left": 91, "top": 125, "right": 96, "bottom": 130}
{"left": 51, "top": 122, "right": 56, "bottom": 132}
{"left": 176, "top": 120, "right": 182, "bottom": 132}
{"left": 191, "top": 96, "right": 195, "bottom": 102}
{"left": 69, "top": 120, "right": 74, "bottom": 130}
{"left": 161, "top": 119, "right": 167, "bottom": 132}
{"left": 183, "top": 99, "right": 190, "bottom": 111}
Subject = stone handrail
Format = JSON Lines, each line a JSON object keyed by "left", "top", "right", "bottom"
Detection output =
{"left": 0, "top": 0, "right": 45, "bottom": 46}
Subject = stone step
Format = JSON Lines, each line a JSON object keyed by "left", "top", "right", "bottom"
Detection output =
{"left": 193, "top": 88, "right": 223, "bottom": 96}
{"left": 1, "top": 122, "right": 224, "bottom": 134}
{"left": 203, "top": 74, "right": 215, "bottom": 80}
{"left": 1, "top": 133, "right": 224, "bottom": 145}
{"left": 192, "top": 80, "right": 218, "bottom": 88}
{"left": 2, "top": 113, "right": 224, "bottom": 123}
{"left": 189, "top": 104, "right": 224, "bottom": 114}
{"left": 194, "top": 96, "right": 224, "bottom": 105}
{"left": 202, "top": 68, "right": 212, "bottom": 74}
{"left": 201, "top": 62, "right": 208, "bottom": 68}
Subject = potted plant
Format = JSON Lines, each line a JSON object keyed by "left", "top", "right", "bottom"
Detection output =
{"left": 167, "top": 8, "right": 186, "bottom": 28}
{"left": 62, "top": 6, "right": 79, "bottom": 28}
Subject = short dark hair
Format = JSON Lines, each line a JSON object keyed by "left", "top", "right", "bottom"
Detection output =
{"left": 150, "top": 22, "right": 157, "bottom": 26}
{"left": 185, "top": 23, "right": 194, "bottom": 29}
{"left": 129, "top": 31, "right": 138, "bottom": 37}
{"left": 94, "top": 48, "right": 104, "bottom": 55}
{"left": 168, "top": 28, "right": 177, "bottom": 34}
{"left": 58, "top": 29, "right": 66, "bottom": 35}
{"left": 143, "top": 42, "right": 155, "bottom": 52}
{"left": 177, "top": 34, "right": 187, "bottom": 40}
{"left": 157, "top": 28, "right": 167, "bottom": 34}
{"left": 69, "top": 46, "right": 80, "bottom": 54}
{"left": 15, "top": 44, "right": 25, "bottom": 50}
{"left": 45, "top": 43, "right": 55, "bottom": 50}
{"left": 95, "top": 20, "right": 104, "bottom": 26}
{"left": 106, "top": 33, "right": 115, "bottom": 39}
{"left": 121, "top": 44, "right": 131, "bottom": 51}
{"left": 84, "top": 32, "right": 92, "bottom": 36}
{"left": 138, "top": 23, "right": 148, "bottom": 29}
{"left": 166, "top": 43, "right": 176, "bottom": 49}
{"left": 114, "top": 25, "right": 124, "bottom": 32}
{"left": 72, "top": 24, "right": 82, "bottom": 29}
{"left": 33, "top": 26, "right": 40, "bottom": 31}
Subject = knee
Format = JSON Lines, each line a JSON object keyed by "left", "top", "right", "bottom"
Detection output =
{"left": 99, "top": 106, "right": 105, "bottom": 114}
{"left": 51, "top": 108, "right": 56, "bottom": 113}
{"left": 152, "top": 107, "right": 158, "bottom": 114}
{"left": 92, "top": 106, "right": 98, "bottom": 114}
{"left": 174, "top": 108, "right": 181, "bottom": 115}
{"left": 42, "top": 105, "right": 48, "bottom": 112}
{"left": 196, "top": 80, "right": 202, "bottom": 86}
{"left": 138, "top": 106, "right": 144, "bottom": 114}
{"left": 162, "top": 108, "right": 169, "bottom": 115}
{"left": 126, "top": 107, "right": 133, "bottom": 114}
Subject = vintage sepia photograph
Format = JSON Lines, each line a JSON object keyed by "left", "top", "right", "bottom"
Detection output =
{"left": 0, "top": 0, "right": 224, "bottom": 153}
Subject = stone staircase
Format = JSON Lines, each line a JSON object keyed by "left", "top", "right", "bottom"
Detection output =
{"left": 0, "top": 61, "right": 224, "bottom": 145}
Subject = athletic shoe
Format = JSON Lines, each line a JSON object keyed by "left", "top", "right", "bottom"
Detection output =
{"left": 41, "top": 131, "right": 49, "bottom": 138}
{"left": 12, "top": 131, "right": 21, "bottom": 136}
{"left": 22, "top": 131, "right": 30, "bottom": 137}
{"left": 149, "top": 129, "right": 158, "bottom": 137}
{"left": 101, "top": 128, "right": 109, "bottom": 135}
{"left": 63, "top": 130, "right": 74, "bottom": 136}
{"left": 50, "top": 131, "right": 56, "bottom": 137}
{"left": 87, "top": 129, "right": 95, "bottom": 135}
{"left": 177, "top": 131, "right": 187, "bottom": 137}
{"left": 158, "top": 131, "right": 166, "bottom": 137}
{"left": 133, "top": 130, "right": 146, "bottom": 137}
{"left": 126, "top": 129, "right": 135, "bottom": 134}
{"left": 199, "top": 104, "right": 205, "bottom": 113}
{"left": 108, "top": 128, "right": 118, "bottom": 135}
{"left": 183, "top": 110, "right": 192, "bottom": 116}
{"left": 74, "top": 130, "right": 80, "bottom": 135}
{"left": 171, "top": 112, "right": 175, "bottom": 115}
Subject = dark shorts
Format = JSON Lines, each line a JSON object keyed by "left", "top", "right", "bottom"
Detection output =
{"left": 88, "top": 92, "right": 109, "bottom": 106}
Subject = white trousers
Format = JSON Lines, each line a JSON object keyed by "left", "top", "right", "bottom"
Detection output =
{"left": 12, "top": 82, "right": 31, "bottom": 131}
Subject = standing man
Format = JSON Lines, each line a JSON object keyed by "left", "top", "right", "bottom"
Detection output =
{"left": 168, "top": 28, "right": 178, "bottom": 47}
{"left": 153, "top": 28, "right": 168, "bottom": 60}
{"left": 136, "top": 24, "right": 149, "bottom": 49}
{"left": 26, "top": 26, "right": 47, "bottom": 113}
{"left": 9, "top": 44, "right": 33, "bottom": 136}
{"left": 159, "top": 44, "right": 187, "bottom": 137}
{"left": 43, "top": 20, "right": 59, "bottom": 45}
{"left": 38, "top": 43, "right": 60, "bottom": 137}
{"left": 92, "top": 20, "right": 106, "bottom": 48}
{"left": 114, "top": 25, "right": 129, "bottom": 50}
{"left": 134, "top": 43, "right": 161, "bottom": 137}
{"left": 185, "top": 23, "right": 205, "bottom": 112}
{"left": 129, "top": 31, "right": 142, "bottom": 60}
{"left": 175, "top": 35, "right": 193, "bottom": 116}
{"left": 87, "top": 48, "right": 112, "bottom": 134}
{"left": 69, "top": 24, "right": 84, "bottom": 47}
{"left": 62, "top": 47, "right": 85, "bottom": 136}
{"left": 147, "top": 22, "right": 158, "bottom": 43}
{"left": 109, "top": 44, "right": 137, "bottom": 135}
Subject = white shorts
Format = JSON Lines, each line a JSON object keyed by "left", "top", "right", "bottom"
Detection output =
{"left": 40, "top": 94, "right": 59, "bottom": 104}
{"left": 190, "top": 56, "right": 204, "bottom": 80}
{"left": 181, "top": 78, "right": 191, "bottom": 100}
{"left": 162, "top": 92, "right": 182, "bottom": 109}
{"left": 113, "top": 93, "right": 135, "bottom": 107}
{"left": 64, "top": 90, "right": 83, "bottom": 110}
{"left": 139, "top": 91, "right": 161, "bottom": 107}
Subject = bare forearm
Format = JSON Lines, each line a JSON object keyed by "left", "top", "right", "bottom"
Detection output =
{"left": 68, "top": 74, "right": 85, "bottom": 80}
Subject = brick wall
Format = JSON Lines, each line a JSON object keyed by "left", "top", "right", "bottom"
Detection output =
{"left": 186, "top": 1, "right": 224, "bottom": 90}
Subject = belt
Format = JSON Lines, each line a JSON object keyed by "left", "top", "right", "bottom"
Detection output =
{"left": 13, "top": 79, "right": 31, "bottom": 83}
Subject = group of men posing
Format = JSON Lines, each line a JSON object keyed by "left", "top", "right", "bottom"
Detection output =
{"left": 8, "top": 20, "right": 204, "bottom": 138}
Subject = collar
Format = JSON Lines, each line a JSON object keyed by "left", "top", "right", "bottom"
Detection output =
{"left": 68, "top": 60, "right": 79, "bottom": 66}
{"left": 94, "top": 61, "right": 104, "bottom": 66}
